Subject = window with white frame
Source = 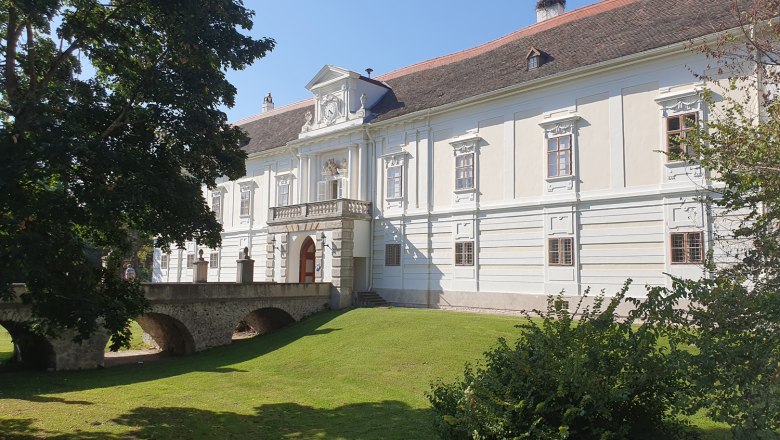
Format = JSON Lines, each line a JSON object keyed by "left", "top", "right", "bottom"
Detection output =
{"left": 666, "top": 112, "right": 698, "bottom": 160}
{"left": 186, "top": 253, "right": 195, "bottom": 269}
{"left": 239, "top": 184, "right": 251, "bottom": 217}
{"left": 209, "top": 252, "right": 219, "bottom": 269}
{"left": 547, "top": 135, "right": 572, "bottom": 177}
{"left": 386, "top": 165, "right": 402, "bottom": 199}
{"left": 211, "top": 190, "right": 223, "bottom": 223}
{"left": 385, "top": 243, "right": 401, "bottom": 266}
{"left": 540, "top": 116, "right": 579, "bottom": 187}
{"left": 450, "top": 135, "right": 481, "bottom": 196}
{"left": 455, "top": 241, "right": 475, "bottom": 266}
{"left": 670, "top": 232, "right": 704, "bottom": 264}
{"left": 548, "top": 237, "right": 574, "bottom": 266}
{"left": 656, "top": 91, "right": 704, "bottom": 163}
{"left": 160, "top": 254, "right": 169, "bottom": 270}
{"left": 455, "top": 153, "right": 474, "bottom": 190}
{"left": 277, "top": 176, "right": 290, "bottom": 207}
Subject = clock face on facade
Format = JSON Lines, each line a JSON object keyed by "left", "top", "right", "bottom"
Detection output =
{"left": 322, "top": 96, "right": 340, "bottom": 125}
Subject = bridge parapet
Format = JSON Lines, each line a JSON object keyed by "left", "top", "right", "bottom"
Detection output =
{"left": 142, "top": 282, "right": 331, "bottom": 303}
{"left": 1, "top": 282, "right": 333, "bottom": 371}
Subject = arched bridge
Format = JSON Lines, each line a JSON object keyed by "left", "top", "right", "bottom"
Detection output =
{"left": 0, "top": 282, "right": 332, "bottom": 371}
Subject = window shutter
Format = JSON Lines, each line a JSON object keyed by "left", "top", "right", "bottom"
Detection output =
{"left": 317, "top": 181, "right": 327, "bottom": 201}
{"left": 338, "top": 178, "right": 345, "bottom": 199}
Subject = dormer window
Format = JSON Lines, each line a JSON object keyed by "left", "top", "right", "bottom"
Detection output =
{"left": 526, "top": 47, "right": 544, "bottom": 70}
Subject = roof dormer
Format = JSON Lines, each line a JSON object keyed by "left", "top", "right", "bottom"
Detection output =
{"left": 300, "top": 65, "right": 391, "bottom": 137}
{"left": 526, "top": 47, "right": 546, "bottom": 70}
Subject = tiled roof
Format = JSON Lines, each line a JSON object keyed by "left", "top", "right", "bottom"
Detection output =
{"left": 238, "top": 0, "right": 741, "bottom": 155}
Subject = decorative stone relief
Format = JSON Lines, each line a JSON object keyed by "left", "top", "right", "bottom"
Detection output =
{"left": 455, "top": 221, "right": 474, "bottom": 240}
{"left": 449, "top": 133, "right": 481, "bottom": 156}
{"left": 320, "top": 94, "right": 343, "bottom": 126}
{"left": 547, "top": 178, "right": 574, "bottom": 193}
{"left": 656, "top": 91, "right": 703, "bottom": 117}
{"left": 539, "top": 114, "right": 579, "bottom": 139}
{"left": 301, "top": 110, "right": 313, "bottom": 133}
{"left": 454, "top": 192, "right": 476, "bottom": 202}
{"left": 323, "top": 158, "right": 348, "bottom": 177}
{"left": 549, "top": 214, "right": 573, "bottom": 235}
{"left": 666, "top": 162, "right": 704, "bottom": 182}
{"left": 670, "top": 199, "right": 704, "bottom": 229}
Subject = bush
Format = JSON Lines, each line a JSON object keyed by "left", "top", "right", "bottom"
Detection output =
{"left": 428, "top": 282, "right": 695, "bottom": 440}
{"left": 638, "top": 277, "right": 780, "bottom": 439}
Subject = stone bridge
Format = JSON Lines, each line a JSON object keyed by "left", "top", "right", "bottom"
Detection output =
{"left": 0, "top": 282, "right": 332, "bottom": 371}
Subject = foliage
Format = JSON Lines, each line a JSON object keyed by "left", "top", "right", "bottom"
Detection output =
{"left": 428, "top": 283, "right": 695, "bottom": 440}
{"left": 639, "top": 1, "right": 780, "bottom": 437}
{"left": 0, "top": 1, "right": 274, "bottom": 346}
{"left": 635, "top": 278, "right": 780, "bottom": 439}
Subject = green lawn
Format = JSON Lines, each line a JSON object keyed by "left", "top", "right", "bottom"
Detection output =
{"left": 0, "top": 325, "right": 12, "bottom": 364}
{"left": 105, "top": 320, "right": 155, "bottom": 352}
{"left": 0, "top": 308, "right": 732, "bottom": 439}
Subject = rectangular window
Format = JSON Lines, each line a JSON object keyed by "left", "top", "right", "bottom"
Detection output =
{"left": 666, "top": 112, "right": 698, "bottom": 160}
{"left": 211, "top": 192, "right": 222, "bottom": 223}
{"left": 186, "top": 253, "right": 194, "bottom": 269}
{"left": 209, "top": 252, "right": 219, "bottom": 269}
{"left": 548, "top": 237, "right": 574, "bottom": 266}
{"left": 547, "top": 135, "right": 572, "bottom": 177}
{"left": 160, "top": 254, "right": 169, "bottom": 270}
{"left": 277, "top": 180, "right": 289, "bottom": 207}
{"left": 385, "top": 243, "right": 401, "bottom": 266}
{"left": 455, "top": 241, "right": 475, "bottom": 266}
{"left": 386, "top": 166, "right": 403, "bottom": 199}
{"left": 240, "top": 187, "right": 251, "bottom": 216}
{"left": 670, "top": 232, "right": 704, "bottom": 264}
{"left": 455, "top": 153, "right": 475, "bottom": 190}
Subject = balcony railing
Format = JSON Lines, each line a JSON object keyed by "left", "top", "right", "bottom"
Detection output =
{"left": 268, "top": 199, "right": 372, "bottom": 225}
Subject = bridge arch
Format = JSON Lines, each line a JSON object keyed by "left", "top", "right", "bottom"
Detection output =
{"left": 135, "top": 313, "right": 196, "bottom": 356}
{"left": 0, "top": 321, "right": 55, "bottom": 370}
{"left": 239, "top": 307, "right": 296, "bottom": 337}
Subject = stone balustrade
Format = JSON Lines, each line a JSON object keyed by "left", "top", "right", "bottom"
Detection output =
{"left": 268, "top": 199, "right": 371, "bottom": 225}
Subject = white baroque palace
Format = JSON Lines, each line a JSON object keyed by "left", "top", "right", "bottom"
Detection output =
{"left": 153, "top": 0, "right": 744, "bottom": 311}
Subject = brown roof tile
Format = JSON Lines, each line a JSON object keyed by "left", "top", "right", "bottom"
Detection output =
{"left": 238, "top": 0, "right": 742, "bottom": 154}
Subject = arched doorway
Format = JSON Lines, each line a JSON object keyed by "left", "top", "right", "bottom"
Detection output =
{"left": 299, "top": 237, "right": 316, "bottom": 283}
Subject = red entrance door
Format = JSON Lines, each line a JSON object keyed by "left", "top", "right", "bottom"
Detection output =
{"left": 299, "top": 237, "right": 316, "bottom": 283}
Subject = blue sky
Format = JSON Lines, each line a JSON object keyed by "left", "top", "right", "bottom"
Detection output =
{"left": 225, "top": 0, "right": 599, "bottom": 122}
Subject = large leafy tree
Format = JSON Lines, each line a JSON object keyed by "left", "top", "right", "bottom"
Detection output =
{"left": 638, "top": 1, "right": 780, "bottom": 436}
{"left": 0, "top": 0, "right": 273, "bottom": 348}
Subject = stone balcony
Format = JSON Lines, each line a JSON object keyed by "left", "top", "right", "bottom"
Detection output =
{"left": 267, "top": 199, "right": 372, "bottom": 226}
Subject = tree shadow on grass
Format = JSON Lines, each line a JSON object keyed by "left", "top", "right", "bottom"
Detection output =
{"left": 1, "top": 401, "right": 435, "bottom": 440}
{"left": 698, "top": 427, "right": 733, "bottom": 440}
{"left": 0, "top": 310, "right": 346, "bottom": 401}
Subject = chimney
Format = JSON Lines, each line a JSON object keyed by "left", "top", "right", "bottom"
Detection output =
{"left": 262, "top": 92, "right": 274, "bottom": 112}
{"left": 536, "top": 0, "right": 565, "bottom": 23}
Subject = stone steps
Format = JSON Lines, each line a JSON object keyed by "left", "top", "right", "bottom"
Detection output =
{"left": 356, "top": 291, "right": 389, "bottom": 308}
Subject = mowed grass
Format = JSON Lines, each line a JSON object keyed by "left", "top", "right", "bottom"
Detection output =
{"left": 0, "top": 325, "right": 13, "bottom": 364}
{"left": 0, "top": 308, "right": 732, "bottom": 439}
{"left": 106, "top": 320, "right": 155, "bottom": 352}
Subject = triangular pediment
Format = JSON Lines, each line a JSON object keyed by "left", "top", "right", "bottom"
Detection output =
{"left": 305, "top": 65, "right": 359, "bottom": 92}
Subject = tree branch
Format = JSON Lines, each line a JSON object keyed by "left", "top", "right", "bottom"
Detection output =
{"left": 26, "top": 21, "right": 36, "bottom": 97}
{"left": 4, "top": 3, "right": 20, "bottom": 112}
{"left": 36, "top": 0, "right": 140, "bottom": 103}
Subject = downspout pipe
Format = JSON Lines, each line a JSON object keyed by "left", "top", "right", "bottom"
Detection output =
{"left": 364, "top": 125, "right": 377, "bottom": 294}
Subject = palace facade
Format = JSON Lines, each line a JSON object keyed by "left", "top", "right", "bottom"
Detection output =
{"left": 153, "top": 0, "right": 744, "bottom": 311}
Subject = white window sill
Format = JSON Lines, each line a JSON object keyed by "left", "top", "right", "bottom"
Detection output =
{"left": 453, "top": 187, "right": 476, "bottom": 194}
{"left": 545, "top": 174, "right": 574, "bottom": 182}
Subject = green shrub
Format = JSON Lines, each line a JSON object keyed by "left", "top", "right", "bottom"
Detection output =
{"left": 428, "top": 282, "right": 695, "bottom": 440}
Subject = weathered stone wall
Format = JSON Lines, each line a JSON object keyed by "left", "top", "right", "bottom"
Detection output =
{"left": 0, "top": 282, "right": 332, "bottom": 370}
